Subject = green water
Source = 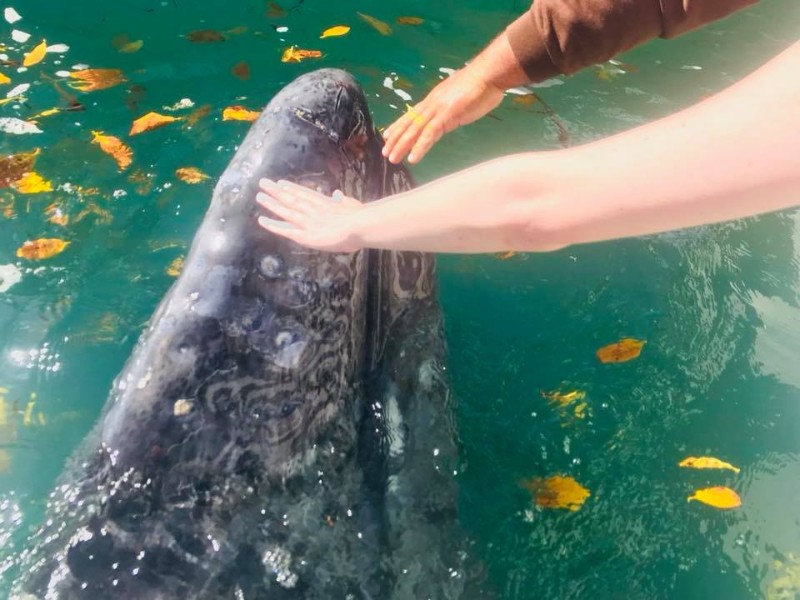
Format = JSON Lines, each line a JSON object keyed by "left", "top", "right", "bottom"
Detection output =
{"left": 1, "top": 0, "right": 799, "bottom": 598}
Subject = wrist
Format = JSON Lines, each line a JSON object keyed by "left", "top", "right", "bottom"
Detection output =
{"left": 466, "top": 32, "right": 531, "bottom": 91}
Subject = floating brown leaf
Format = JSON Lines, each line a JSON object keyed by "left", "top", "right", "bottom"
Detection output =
{"left": 222, "top": 105, "right": 260, "bottom": 122}
{"left": 0, "top": 148, "right": 40, "bottom": 188}
{"left": 12, "top": 171, "right": 52, "bottom": 194}
{"left": 186, "top": 29, "right": 226, "bottom": 43}
{"left": 23, "top": 40, "right": 48, "bottom": 67}
{"left": 266, "top": 2, "right": 286, "bottom": 18}
{"left": 16, "top": 238, "right": 69, "bottom": 260}
{"left": 91, "top": 131, "right": 133, "bottom": 170}
{"left": 521, "top": 475, "right": 590, "bottom": 511}
{"left": 175, "top": 167, "right": 209, "bottom": 184}
{"left": 281, "top": 46, "right": 322, "bottom": 63}
{"left": 396, "top": 16, "right": 424, "bottom": 25}
{"left": 357, "top": 12, "right": 392, "bottom": 35}
{"left": 68, "top": 69, "right": 127, "bottom": 92}
{"left": 232, "top": 61, "right": 251, "bottom": 80}
{"left": 679, "top": 456, "right": 740, "bottom": 474}
{"left": 687, "top": 486, "right": 741, "bottom": 509}
{"left": 596, "top": 338, "right": 645, "bottom": 363}
{"left": 129, "top": 112, "right": 180, "bottom": 136}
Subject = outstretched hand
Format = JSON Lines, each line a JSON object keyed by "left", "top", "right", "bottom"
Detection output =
{"left": 381, "top": 68, "right": 504, "bottom": 164}
{"left": 255, "top": 178, "right": 365, "bottom": 252}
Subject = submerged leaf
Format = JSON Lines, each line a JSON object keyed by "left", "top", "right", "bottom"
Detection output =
{"left": 266, "top": 1, "right": 286, "bottom": 18}
{"left": 68, "top": 69, "right": 127, "bottom": 92}
{"left": 596, "top": 338, "right": 645, "bottom": 363}
{"left": 521, "top": 475, "right": 590, "bottom": 511}
{"left": 0, "top": 148, "right": 40, "bottom": 188}
{"left": 281, "top": 46, "right": 322, "bottom": 63}
{"left": 16, "top": 238, "right": 69, "bottom": 260}
{"left": 112, "top": 34, "right": 143, "bottom": 53}
{"left": 23, "top": 39, "right": 47, "bottom": 67}
{"left": 91, "top": 131, "right": 132, "bottom": 170}
{"left": 175, "top": 167, "right": 209, "bottom": 184}
{"left": 495, "top": 251, "right": 516, "bottom": 260}
{"left": 45, "top": 203, "right": 69, "bottom": 226}
{"left": 679, "top": 456, "right": 740, "bottom": 474}
{"left": 129, "top": 112, "right": 179, "bottom": 136}
{"left": 186, "top": 29, "right": 226, "bottom": 43}
{"left": 232, "top": 61, "right": 251, "bottom": 80}
{"left": 357, "top": 12, "right": 392, "bottom": 35}
{"left": 541, "top": 389, "right": 586, "bottom": 408}
{"left": 396, "top": 16, "right": 424, "bottom": 25}
{"left": 184, "top": 103, "right": 212, "bottom": 128}
{"left": 12, "top": 171, "right": 52, "bottom": 193}
{"left": 320, "top": 25, "right": 350, "bottom": 38}
{"left": 688, "top": 486, "right": 741, "bottom": 509}
{"left": 222, "top": 105, "right": 260, "bottom": 122}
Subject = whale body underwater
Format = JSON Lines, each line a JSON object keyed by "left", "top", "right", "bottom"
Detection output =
{"left": 11, "top": 69, "right": 489, "bottom": 599}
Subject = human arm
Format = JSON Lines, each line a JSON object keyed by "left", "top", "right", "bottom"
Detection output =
{"left": 383, "top": 0, "right": 759, "bottom": 164}
{"left": 257, "top": 40, "right": 800, "bottom": 253}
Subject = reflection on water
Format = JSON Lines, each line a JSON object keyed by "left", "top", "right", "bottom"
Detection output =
{"left": 1, "top": 0, "right": 799, "bottom": 597}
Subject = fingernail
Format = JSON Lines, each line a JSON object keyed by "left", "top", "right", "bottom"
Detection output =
{"left": 258, "top": 215, "right": 297, "bottom": 230}
{"left": 332, "top": 189, "right": 344, "bottom": 203}
{"left": 259, "top": 177, "right": 275, "bottom": 188}
{"left": 256, "top": 192, "right": 271, "bottom": 204}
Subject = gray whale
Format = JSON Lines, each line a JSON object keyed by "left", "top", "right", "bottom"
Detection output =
{"left": 11, "top": 69, "right": 487, "bottom": 599}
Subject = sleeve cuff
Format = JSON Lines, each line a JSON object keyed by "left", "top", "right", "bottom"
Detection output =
{"left": 505, "top": 10, "right": 562, "bottom": 82}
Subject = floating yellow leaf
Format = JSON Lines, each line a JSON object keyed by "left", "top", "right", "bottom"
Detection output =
{"left": 23, "top": 40, "right": 47, "bottom": 67}
{"left": 320, "top": 25, "right": 350, "bottom": 38}
{"left": 541, "top": 389, "right": 586, "bottom": 407}
{"left": 45, "top": 203, "right": 69, "bottom": 226}
{"left": 68, "top": 69, "right": 127, "bottom": 92}
{"left": 166, "top": 256, "right": 185, "bottom": 277}
{"left": 357, "top": 12, "right": 392, "bottom": 35}
{"left": 521, "top": 475, "right": 590, "bottom": 511}
{"left": 91, "top": 130, "right": 132, "bottom": 170}
{"left": 16, "top": 238, "right": 69, "bottom": 260}
{"left": 396, "top": 16, "right": 424, "bottom": 25}
{"left": 679, "top": 456, "right": 740, "bottom": 474}
{"left": 222, "top": 105, "right": 260, "bottom": 122}
{"left": 0, "top": 71, "right": 10, "bottom": 85}
{"left": 596, "top": 338, "right": 645, "bottom": 363}
{"left": 495, "top": 251, "right": 516, "bottom": 260}
{"left": 573, "top": 402, "right": 588, "bottom": 419}
{"left": 186, "top": 29, "right": 226, "bottom": 43}
{"left": 1, "top": 148, "right": 40, "bottom": 188}
{"left": 281, "top": 46, "right": 323, "bottom": 63}
{"left": 129, "top": 111, "right": 179, "bottom": 136}
{"left": 232, "top": 61, "right": 251, "bottom": 80}
{"left": 29, "top": 107, "right": 61, "bottom": 120}
{"left": 175, "top": 167, "right": 209, "bottom": 184}
{"left": 688, "top": 486, "right": 741, "bottom": 509}
{"left": 12, "top": 171, "right": 52, "bottom": 194}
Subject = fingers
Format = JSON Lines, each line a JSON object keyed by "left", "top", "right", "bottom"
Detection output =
{"left": 408, "top": 119, "right": 444, "bottom": 164}
{"left": 383, "top": 104, "right": 432, "bottom": 164}
{"left": 256, "top": 192, "right": 308, "bottom": 226}
{"left": 257, "top": 215, "right": 312, "bottom": 246}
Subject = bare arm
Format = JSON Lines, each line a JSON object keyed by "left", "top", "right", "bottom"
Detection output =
{"left": 256, "top": 41, "right": 800, "bottom": 254}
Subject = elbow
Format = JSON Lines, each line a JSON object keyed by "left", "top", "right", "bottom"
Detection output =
{"left": 498, "top": 196, "right": 571, "bottom": 253}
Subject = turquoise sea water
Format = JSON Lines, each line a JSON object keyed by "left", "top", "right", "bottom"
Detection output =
{"left": 1, "top": 0, "right": 799, "bottom": 598}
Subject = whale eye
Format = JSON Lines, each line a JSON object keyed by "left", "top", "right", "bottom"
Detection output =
{"left": 259, "top": 255, "right": 284, "bottom": 279}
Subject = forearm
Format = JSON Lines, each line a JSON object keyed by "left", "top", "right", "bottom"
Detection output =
{"left": 353, "top": 41, "right": 800, "bottom": 254}
{"left": 537, "top": 40, "right": 800, "bottom": 248}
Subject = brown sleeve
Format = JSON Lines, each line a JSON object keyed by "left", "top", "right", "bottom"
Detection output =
{"left": 506, "top": 0, "right": 759, "bottom": 81}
